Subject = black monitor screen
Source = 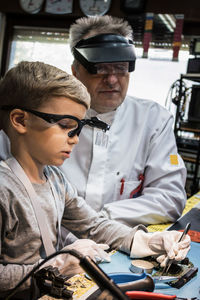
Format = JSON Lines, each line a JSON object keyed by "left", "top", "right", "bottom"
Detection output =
{"left": 189, "top": 38, "right": 200, "bottom": 56}
{"left": 188, "top": 85, "right": 200, "bottom": 123}
{"left": 194, "top": 41, "right": 200, "bottom": 54}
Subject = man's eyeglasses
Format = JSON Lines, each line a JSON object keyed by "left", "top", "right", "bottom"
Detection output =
{"left": 1, "top": 106, "right": 110, "bottom": 137}
{"left": 95, "top": 62, "right": 129, "bottom": 75}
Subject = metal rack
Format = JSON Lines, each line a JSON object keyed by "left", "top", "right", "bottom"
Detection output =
{"left": 174, "top": 73, "right": 200, "bottom": 196}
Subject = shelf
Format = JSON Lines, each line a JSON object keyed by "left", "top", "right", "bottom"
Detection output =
{"left": 174, "top": 73, "right": 200, "bottom": 195}
{"left": 181, "top": 73, "right": 200, "bottom": 82}
{"left": 178, "top": 126, "right": 200, "bottom": 133}
{"left": 181, "top": 155, "right": 200, "bottom": 164}
{"left": 178, "top": 148, "right": 199, "bottom": 155}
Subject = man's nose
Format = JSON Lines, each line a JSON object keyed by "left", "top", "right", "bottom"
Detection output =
{"left": 103, "top": 73, "right": 118, "bottom": 85}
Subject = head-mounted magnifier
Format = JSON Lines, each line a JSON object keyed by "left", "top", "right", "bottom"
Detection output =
{"left": 1, "top": 106, "right": 110, "bottom": 137}
{"left": 73, "top": 33, "right": 136, "bottom": 74}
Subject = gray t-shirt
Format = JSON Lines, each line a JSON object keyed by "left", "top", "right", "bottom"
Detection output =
{"left": 0, "top": 159, "right": 142, "bottom": 297}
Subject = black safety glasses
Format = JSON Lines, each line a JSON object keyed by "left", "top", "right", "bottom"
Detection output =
{"left": 1, "top": 105, "right": 110, "bottom": 137}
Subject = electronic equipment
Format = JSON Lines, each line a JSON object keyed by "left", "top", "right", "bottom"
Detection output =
{"left": 189, "top": 38, "right": 200, "bottom": 56}
{"left": 34, "top": 266, "right": 73, "bottom": 299}
{"left": 5, "top": 249, "right": 130, "bottom": 300}
{"left": 176, "top": 137, "right": 199, "bottom": 151}
{"left": 188, "top": 85, "right": 200, "bottom": 123}
{"left": 176, "top": 138, "right": 199, "bottom": 152}
{"left": 187, "top": 58, "right": 200, "bottom": 73}
{"left": 187, "top": 39, "right": 200, "bottom": 73}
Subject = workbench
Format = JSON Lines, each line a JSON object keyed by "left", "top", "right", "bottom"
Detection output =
{"left": 40, "top": 193, "right": 200, "bottom": 300}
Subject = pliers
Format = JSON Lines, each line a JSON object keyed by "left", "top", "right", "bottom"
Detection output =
{"left": 125, "top": 291, "right": 197, "bottom": 300}
{"left": 107, "top": 272, "right": 179, "bottom": 293}
{"left": 108, "top": 272, "right": 178, "bottom": 284}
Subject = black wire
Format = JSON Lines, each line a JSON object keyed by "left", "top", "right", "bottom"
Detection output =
{"left": 5, "top": 249, "right": 83, "bottom": 300}
{"left": 165, "top": 79, "right": 180, "bottom": 109}
{"left": 165, "top": 79, "right": 190, "bottom": 116}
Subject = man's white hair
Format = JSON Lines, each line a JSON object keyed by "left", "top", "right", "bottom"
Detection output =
{"left": 69, "top": 15, "right": 134, "bottom": 52}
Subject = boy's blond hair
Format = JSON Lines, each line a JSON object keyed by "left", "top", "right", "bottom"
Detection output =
{"left": 0, "top": 61, "right": 90, "bottom": 131}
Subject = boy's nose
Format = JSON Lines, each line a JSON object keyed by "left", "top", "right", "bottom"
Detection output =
{"left": 68, "top": 134, "right": 79, "bottom": 145}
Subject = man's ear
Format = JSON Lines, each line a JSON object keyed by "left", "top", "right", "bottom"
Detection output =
{"left": 71, "top": 64, "right": 77, "bottom": 77}
{"left": 10, "top": 109, "right": 28, "bottom": 134}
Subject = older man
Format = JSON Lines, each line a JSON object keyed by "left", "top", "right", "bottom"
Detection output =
{"left": 60, "top": 15, "right": 186, "bottom": 228}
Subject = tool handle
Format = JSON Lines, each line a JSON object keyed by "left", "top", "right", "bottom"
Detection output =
{"left": 178, "top": 222, "right": 191, "bottom": 242}
{"left": 80, "top": 255, "right": 129, "bottom": 299}
{"left": 126, "top": 291, "right": 176, "bottom": 299}
{"left": 118, "top": 275, "right": 154, "bottom": 293}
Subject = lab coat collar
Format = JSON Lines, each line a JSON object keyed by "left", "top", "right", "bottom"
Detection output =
{"left": 86, "top": 100, "right": 125, "bottom": 125}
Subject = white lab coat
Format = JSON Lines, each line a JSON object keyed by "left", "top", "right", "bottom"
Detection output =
{"left": 61, "top": 96, "right": 187, "bottom": 226}
{"left": 0, "top": 96, "right": 186, "bottom": 227}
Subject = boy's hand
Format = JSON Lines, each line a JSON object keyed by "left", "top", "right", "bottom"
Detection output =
{"left": 47, "top": 239, "right": 110, "bottom": 276}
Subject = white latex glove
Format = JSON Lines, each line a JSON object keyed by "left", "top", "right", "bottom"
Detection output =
{"left": 131, "top": 230, "right": 191, "bottom": 267}
{"left": 43, "top": 239, "right": 110, "bottom": 276}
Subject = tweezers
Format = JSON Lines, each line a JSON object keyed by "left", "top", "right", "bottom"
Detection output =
{"left": 161, "top": 222, "right": 191, "bottom": 275}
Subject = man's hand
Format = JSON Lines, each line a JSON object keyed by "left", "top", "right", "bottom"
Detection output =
{"left": 130, "top": 230, "right": 191, "bottom": 267}
{"left": 149, "top": 230, "right": 191, "bottom": 267}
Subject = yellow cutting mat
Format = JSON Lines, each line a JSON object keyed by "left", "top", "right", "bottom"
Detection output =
{"left": 147, "top": 192, "right": 200, "bottom": 232}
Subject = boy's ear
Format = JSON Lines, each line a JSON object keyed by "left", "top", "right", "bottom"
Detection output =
{"left": 10, "top": 109, "right": 29, "bottom": 133}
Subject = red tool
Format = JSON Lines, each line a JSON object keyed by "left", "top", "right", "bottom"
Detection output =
{"left": 126, "top": 291, "right": 175, "bottom": 299}
{"left": 126, "top": 291, "right": 196, "bottom": 300}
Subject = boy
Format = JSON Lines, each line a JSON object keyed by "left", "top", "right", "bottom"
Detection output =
{"left": 0, "top": 61, "right": 190, "bottom": 299}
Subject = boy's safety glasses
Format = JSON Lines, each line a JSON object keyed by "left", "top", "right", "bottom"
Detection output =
{"left": 1, "top": 106, "right": 110, "bottom": 137}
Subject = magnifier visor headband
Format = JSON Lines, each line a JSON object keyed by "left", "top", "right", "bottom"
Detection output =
{"left": 73, "top": 34, "right": 136, "bottom": 74}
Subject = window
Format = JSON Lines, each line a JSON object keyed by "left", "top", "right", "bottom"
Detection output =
{"left": 9, "top": 27, "right": 73, "bottom": 73}
{"left": 129, "top": 48, "right": 189, "bottom": 107}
